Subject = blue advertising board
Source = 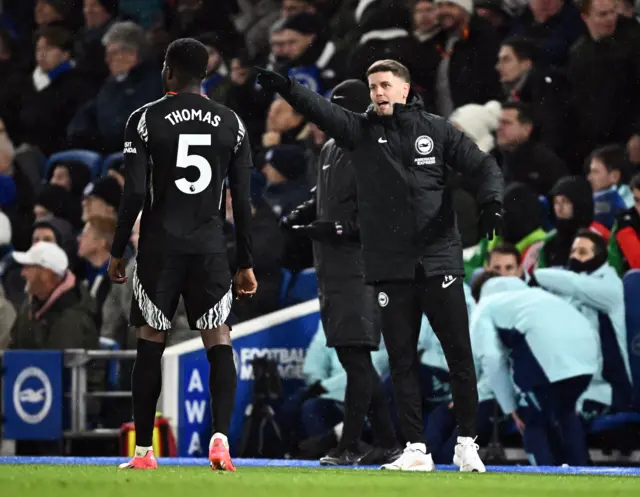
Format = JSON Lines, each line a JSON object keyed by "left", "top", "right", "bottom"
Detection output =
{"left": 177, "top": 310, "right": 320, "bottom": 456}
{"left": 2, "top": 350, "right": 63, "bottom": 440}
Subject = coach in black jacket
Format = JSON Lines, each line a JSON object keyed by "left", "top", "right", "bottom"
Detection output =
{"left": 283, "top": 80, "right": 397, "bottom": 465}
{"left": 257, "top": 59, "right": 503, "bottom": 472}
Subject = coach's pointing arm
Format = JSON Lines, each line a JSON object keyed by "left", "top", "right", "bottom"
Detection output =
{"left": 443, "top": 120, "right": 505, "bottom": 240}
{"left": 255, "top": 68, "right": 365, "bottom": 149}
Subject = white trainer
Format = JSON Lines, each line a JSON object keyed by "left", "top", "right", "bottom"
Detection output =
{"left": 380, "top": 442, "right": 436, "bottom": 471}
{"left": 453, "top": 437, "right": 486, "bottom": 472}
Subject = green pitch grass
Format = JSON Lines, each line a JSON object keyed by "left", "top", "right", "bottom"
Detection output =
{"left": 1, "top": 465, "right": 639, "bottom": 497}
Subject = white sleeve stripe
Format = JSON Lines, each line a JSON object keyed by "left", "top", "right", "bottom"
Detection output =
{"left": 232, "top": 111, "right": 245, "bottom": 153}
{"left": 137, "top": 109, "right": 149, "bottom": 144}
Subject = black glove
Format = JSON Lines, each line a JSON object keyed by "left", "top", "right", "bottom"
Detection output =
{"left": 254, "top": 66, "right": 291, "bottom": 94}
{"left": 478, "top": 201, "right": 503, "bottom": 241}
{"left": 302, "top": 380, "right": 327, "bottom": 401}
{"left": 293, "top": 220, "right": 344, "bottom": 241}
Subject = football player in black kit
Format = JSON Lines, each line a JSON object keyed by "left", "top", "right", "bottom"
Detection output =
{"left": 108, "top": 38, "right": 257, "bottom": 471}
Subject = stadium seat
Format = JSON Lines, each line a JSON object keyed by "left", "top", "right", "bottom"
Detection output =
{"left": 99, "top": 336, "right": 120, "bottom": 391}
{"left": 45, "top": 149, "right": 104, "bottom": 181}
{"left": 102, "top": 151, "right": 124, "bottom": 176}
{"left": 623, "top": 269, "right": 640, "bottom": 410}
{"left": 279, "top": 267, "right": 318, "bottom": 307}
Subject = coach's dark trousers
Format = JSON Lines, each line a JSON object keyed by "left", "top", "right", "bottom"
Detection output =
{"left": 374, "top": 265, "right": 478, "bottom": 447}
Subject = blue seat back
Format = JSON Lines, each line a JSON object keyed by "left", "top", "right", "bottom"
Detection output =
{"left": 279, "top": 267, "right": 318, "bottom": 307}
{"left": 45, "top": 150, "right": 103, "bottom": 181}
{"left": 99, "top": 336, "right": 120, "bottom": 390}
{"left": 102, "top": 152, "right": 124, "bottom": 177}
{"left": 623, "top": 269, "right": 640, "bottom": 410}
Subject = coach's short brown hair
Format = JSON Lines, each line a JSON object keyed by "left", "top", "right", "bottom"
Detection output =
{"left": 366, "top": 59, "right": 411, "bottom": 83}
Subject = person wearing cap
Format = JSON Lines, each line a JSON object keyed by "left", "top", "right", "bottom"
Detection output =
{"left": 82, "top": 175, "right": 122, "bottom": 223}
{"left": 22, "top": 24, "right": 92, "bottom": 156}
{"left": 278, "top": 12, "right": 346, "bottom": 95}
{"left": 8, "top": 241, "right": 98, "bottom": 351}
{"left": 256, "top": 58, "right": 504, "bottom": 472}
{"left": 282, "top": 79, "right": 399, "bottom": 466}
{"left": 421, "top": 0, "right": 501, "bottom": 117}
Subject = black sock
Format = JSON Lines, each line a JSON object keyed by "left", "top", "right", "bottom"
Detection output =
{"left": 132, "top": 338, "right": 165, "bottom": 447}
{"left": 336, "top": 347, "right": 374, "bottom": 453}
{"left": 206, "top": 344, "right": 237, "bottom": 435}
{"left": 367, "top": 366, "right": 397, "bottom": 449}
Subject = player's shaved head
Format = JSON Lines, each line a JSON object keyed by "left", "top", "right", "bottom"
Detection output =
{"left": 163, "top": 37, "right": 209, "bottom": 92}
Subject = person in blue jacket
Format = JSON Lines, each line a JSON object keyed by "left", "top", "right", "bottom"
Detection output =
{"left": 470, "top": 272, "right": 599, "bottom": 466}
{"left": 533, "top": 229, "right": 633, "bottom": 418}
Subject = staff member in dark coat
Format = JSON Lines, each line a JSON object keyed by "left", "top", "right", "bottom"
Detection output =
{"left": 283, "top": 79, "right": 398, "bottom": 466}
{"left": 256, "top": 59, "right": 504, "bottom": 472}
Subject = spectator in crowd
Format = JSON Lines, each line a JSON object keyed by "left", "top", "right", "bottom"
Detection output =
{"left": 277, "top": 13, "right": 345, "bottom": 95}
{"left": 588, "top": 145, "right": 634, "bottom": 230}
{"left": 609, "top": 173, "right": 640, "bottom": 273}
{"left": 9, "top": 241, "right": 98, "bottom": 350}
{"left": 265, "top": 18, "right": 293, "bottom": 74}
{"left": 471, "top": 272, "right": 598, "bottom": 466}
{"left": 569, "top": 0, "right": 640, "bottom": 166}
{"left": 47, "top": 160, "right": 92, "bottom": 227}
{"left": 496, "top": 102, "right": 568, "bottom": 196}
{"left": 81, "top": 175, "right": 122, "bottom": 223}
{"left": 534, "top": 229, "right": 633, "bottom": 416}
{"left": 349, "top": 0, "right": 426, "bottom": 94}
{"left": 33, "top": 184, "right": 79, "bottom": 228}
{"left": 32, "top": 216, "right": 78, "bottom": 271}
{"left": 510, "top": 0, "right": 586, "bottom": 67}
{"left": 34, "top": 0, "right": 74, "bottom": 30}
{"left": 412, "top": 0, "right": 440, "bottom": 43}
{"left": 196, "top": 32, "right": 231, "bottom": 103}
{"left": 77, "top": 215, "right": 115, "bottom": 329}
{"left": 422, "top": 0, "right": 501, "bottom": 117}
{"left": 0, "top": 28, "right": 28, "bottom": 142}
{"left": 244, "top": 0, "right": 317, "bottom": 61}
{"left": 496, "top": 36, "right": 570, "bottom": 157}
{"left": 538, "top": 176, "right": 606, "bottom": 268}
{"left": 262, "top": 144, "right": 310, "bottom": 218}
{"left": 0, "top": 282, "right": 15, "bottom": 349}
{"left": 74, "top": 0, "right": 118, "bottom": 93}
{"left": 20, "top": 25, "right": 92, "bottom": 156}
{"left": 474, "top": 0, "right": 514, "bottom": 39}
{"left": 262, "top": 97, "right": 312, "bottom": 149}
{"left": 67, "top": 21, "right": 163, "bottom": 154}
{"left": 486, "top": 242, "right": 524, "bottom": 277}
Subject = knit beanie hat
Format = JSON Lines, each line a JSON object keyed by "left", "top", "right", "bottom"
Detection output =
{"left": 449, "top": 100, "right": 502, "bottom": 153}
{"left": 35, "top": 184, "right": 72, "bottom": 219}
{"left": 435, "top": 0, "right": 474, "bottom": 14}
{"left": 83, "top": 176, "right": 122, "bottom": 210}
{"left": 330, "top": 79, "right": 370, "bottom": 113}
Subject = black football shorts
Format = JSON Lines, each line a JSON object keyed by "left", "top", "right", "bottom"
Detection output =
{"left": 130, "top": 250, "right": 232, "bottom": 331}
